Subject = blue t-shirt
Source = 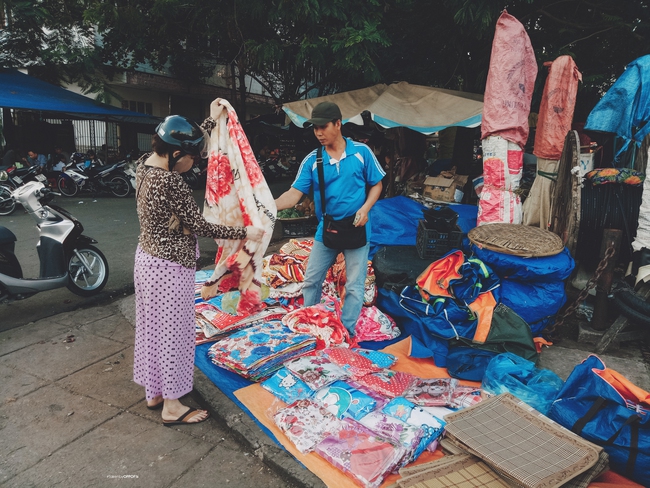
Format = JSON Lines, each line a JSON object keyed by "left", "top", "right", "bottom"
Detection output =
{"left": 292, "top": 138, "right": 385, "bottom": 241}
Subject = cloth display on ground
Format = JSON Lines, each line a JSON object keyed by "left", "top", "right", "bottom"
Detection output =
{"left": 201, "top": 99, "right": 276, "bottom": 314}
{"left": 262, "top": 239, "right": 313, "bottom": 298}
{"left": 282, "top": 297, "right": 352, "bottom": 349}
{"left": 229, "top": 337, "right": 641, "bottom": 488}
{"left": 207, "top": 321, "right": 316, "bottom": 381}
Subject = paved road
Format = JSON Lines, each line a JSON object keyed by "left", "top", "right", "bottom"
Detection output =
{"left": 1, "top": 180, "right": 292, "bottom": 332}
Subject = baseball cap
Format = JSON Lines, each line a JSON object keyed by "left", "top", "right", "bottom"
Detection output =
{"left": 303, "top": 102, "right": 342, "bottom": 127}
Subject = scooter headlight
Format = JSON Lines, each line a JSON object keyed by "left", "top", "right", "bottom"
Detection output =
{"left": 0, "top": 170, "right": 7, "bottom": 182}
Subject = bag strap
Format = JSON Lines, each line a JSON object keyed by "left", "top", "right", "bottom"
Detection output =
{"left": 571, "top": 397, "right": 608, "bottom": 435}
{"left": 571, "top": 396, "right": 642, "bottom": 478}
{"left": 316, "top": 146, "right": 327, "bottom": 217}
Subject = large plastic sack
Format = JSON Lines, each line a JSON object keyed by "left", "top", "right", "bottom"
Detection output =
{"left": 499, "top": 278, "right": 567, "bottom": 336}
{"left": 548, "top": 355, "right": 650, "bottom": 486}
{"left": 469, "top": 244, "right": 575, "bottom": 282}
{"left": 482, "top": 352, "right": 564, "bottom": 415}
{"left": 534, "top": 56, "right": 582, "bottom": 160}
{"left": 481, "top": 11, "right": 538, "bottom": 148}
{"left": 476, "top": 186, "right": 522, "bottom": 226}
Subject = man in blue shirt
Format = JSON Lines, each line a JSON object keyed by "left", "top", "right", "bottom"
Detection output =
{"left": 275, "top": 102, "right": 385, "bottom": 336}
{"left": 26, "top": 150, "right": 47, "bottom": 168}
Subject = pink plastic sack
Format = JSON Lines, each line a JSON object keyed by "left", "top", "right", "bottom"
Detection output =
{"left": 481, "top": 10, "right": 537, "bottom": 148}
{"left": 534, "top": 56, "right": 582, "bottom": 160}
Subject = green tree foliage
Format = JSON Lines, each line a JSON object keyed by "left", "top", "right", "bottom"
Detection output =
{"left": 2, "top": 0, "right": 649, "bottom": 117}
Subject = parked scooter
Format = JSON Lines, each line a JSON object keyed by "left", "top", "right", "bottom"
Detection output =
{"left": 0, "top": 165, "right": 48, "bottom": 216}
{"left": 0, "top": 180, "right": 109, "bottom": 301}
{"left": 56, "top": 153, "right": 131, "bottom": 198}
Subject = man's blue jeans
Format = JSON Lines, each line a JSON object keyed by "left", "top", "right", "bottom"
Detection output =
{"left": 302, "top": 240, "right": 370, "bottom": 336}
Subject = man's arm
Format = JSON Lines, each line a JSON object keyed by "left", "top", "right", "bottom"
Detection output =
{"left": 275, "top": 187, "right": 304, "bottom": 211}
{"left": 354, "top": 181, "right": 382, "bottom": 227}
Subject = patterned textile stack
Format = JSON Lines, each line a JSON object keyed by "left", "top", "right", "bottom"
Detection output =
{"left": 194, "top": 271, "right": 284, "bottom": 345}
{"left": 207, "top": 321, "right": 316, "bottom": 381}
{"left": 262, "top": 239, "right": 313, "bottom": 299}
{"left": 262, "top": 346, "right": 482, "bottom": 488}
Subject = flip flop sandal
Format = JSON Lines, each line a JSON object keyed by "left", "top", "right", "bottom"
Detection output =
{"left": 162, "top": 407, "right": 210, "bottom": 426}
{"left": 146, "top": 400, "right": 164, "bottom": 410}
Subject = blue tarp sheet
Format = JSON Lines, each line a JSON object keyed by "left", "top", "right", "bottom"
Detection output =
{"left": 0, "top": 69, "right": 161, "bottom": 124}
{"left": 368, "top": 196, "right": 478, "bottom": 258}
{"left": 585, "top": 55, "right": 650, "bottom": 158}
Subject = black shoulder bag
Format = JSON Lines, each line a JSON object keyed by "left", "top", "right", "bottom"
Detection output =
{"left": 317, "top": 147, "right": 367, "bottom": 250}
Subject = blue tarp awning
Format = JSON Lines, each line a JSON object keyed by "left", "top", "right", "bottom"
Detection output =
{"left": 0, "top": 69, "right": 161, "bottom": 125}
{"left": 585, "top": 55, "right": 650, "bottom": 157}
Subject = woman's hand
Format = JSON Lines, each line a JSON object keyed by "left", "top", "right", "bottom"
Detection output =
{"left": 210, "top": 98, "right": 225, "bottom": 119}
{"left": 245, "top": 226, "right": 265, "bottom": 242}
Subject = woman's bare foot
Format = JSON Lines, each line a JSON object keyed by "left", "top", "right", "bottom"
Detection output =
{"left": 162, "top": 399, "right": 209, "bottom": 424}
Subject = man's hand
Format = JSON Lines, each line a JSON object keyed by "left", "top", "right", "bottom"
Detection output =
{"left": 354, "top": 208, "right": 369, "bottom": 226}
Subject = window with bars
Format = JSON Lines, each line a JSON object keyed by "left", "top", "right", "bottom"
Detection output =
{"left": 122, "top": 100, "right": 153, "bottom": 115}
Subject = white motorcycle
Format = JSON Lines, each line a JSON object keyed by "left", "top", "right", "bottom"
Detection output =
{"left": 0, "top": 180, "right": 109, "bottom": 301}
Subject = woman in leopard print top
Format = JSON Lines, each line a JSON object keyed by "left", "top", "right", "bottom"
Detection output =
{"left": 133, "top": 113, "right": 264, "bottom": 426}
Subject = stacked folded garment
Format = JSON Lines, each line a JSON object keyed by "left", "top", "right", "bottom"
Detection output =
{"left": 207, "top": 321, "right": 316, "bottom": 381}
{"left": 196, "top": 302, "right": 285, "bottom": 341}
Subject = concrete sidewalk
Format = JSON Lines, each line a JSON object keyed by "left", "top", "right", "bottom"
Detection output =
{"left": 0, "top": 297, "right": 311, "bottom": 488}
{"left": 2, "top": 294, "right": 649, "bottom": 488}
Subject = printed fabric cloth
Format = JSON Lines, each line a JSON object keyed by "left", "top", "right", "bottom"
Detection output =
{"left": 382, "top": 398, "right": 446, "bottom": 458}
{"left": 352, "top": 348, "right": 398, "bottom": 369}
{"left": 207, "top": 321, "right": 316, "bottom": 381}
{"left": 357, "top": 411, "right": 424, "bottom": 464}
{"left": 284, "top": 354, "right": 349, "bottom": 391}
{"left": 449, "top": 385, "right": 483, "bottom": 409}
{"left": 314, "top": 418, "right": 406, "bottom": 488}
{"left": 201, "top": 99, "right": 276, "bottom": 315}
{"left": 261, "top": 367, "right": 314, "bottom": 404}
{"left": 282, "top": 297, "right": 352, "bottom": 349}
{"left": 273, "top": 399, "right": 343, "bottom": 454}
{"left": 263, "top": 239, "right": 314, "bottom": 296}
{"left": 313, "top": 380, "right": 377, "bottom": 420}
{"left": 585, "top": 168, "right": 645, "bottom": 186}
{"left": 324, "top": 347, "right": 383, "bottom": 379}
{"left": 354, "top": 369, "right": 417, "bottom": 398}
{"left": 403, "top": 378, "right": 459, "bottom": 407}
{"left": 355, "top": 306, "right": 401, "bottom": 342}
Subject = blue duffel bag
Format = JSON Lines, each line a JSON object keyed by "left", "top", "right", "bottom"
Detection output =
{"left": 547, "top": 355, "right": 650, "bottom": 486}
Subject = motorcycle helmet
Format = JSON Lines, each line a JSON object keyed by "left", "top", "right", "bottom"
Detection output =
{"left": 155, "top": 115, "right": 208, "bottom": 159}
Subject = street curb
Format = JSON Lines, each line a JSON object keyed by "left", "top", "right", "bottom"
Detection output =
{"left": 193, "top": 369, "right": 326, "bottom": 488}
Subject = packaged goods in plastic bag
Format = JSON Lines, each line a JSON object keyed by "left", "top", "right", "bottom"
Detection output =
{"left": 482, "top": 352, "right": 564, "bottom": 415}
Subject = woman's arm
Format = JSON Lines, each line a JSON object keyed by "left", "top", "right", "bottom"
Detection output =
{"left": 167, "top": 173, "right": 247, "bottom": 240}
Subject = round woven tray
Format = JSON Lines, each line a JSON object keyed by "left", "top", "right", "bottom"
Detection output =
{"left": 468, "top": 224, "right": 564, "bottom": 257}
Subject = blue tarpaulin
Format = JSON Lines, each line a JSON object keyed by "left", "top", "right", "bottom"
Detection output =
{"left": 585, "top": 55, "right": 650, "bottom": 158}
{"left": 0, "top": 69, "right": 161, "bottom": 124}
{"left": 368, "top": 196, "right": 478, "bottom": 258}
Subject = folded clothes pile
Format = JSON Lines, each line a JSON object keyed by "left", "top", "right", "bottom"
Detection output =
{"left": 207, "top": 321, "right": 316, "bottom": 381}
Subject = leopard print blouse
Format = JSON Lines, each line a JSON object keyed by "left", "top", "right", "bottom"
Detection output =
{"left": 136, "top": 155, "right": 246, "bottom": 269}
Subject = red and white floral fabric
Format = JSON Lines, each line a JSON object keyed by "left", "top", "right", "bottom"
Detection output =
{"left": 201, "top": 99, "right": 276, "bottom": 314}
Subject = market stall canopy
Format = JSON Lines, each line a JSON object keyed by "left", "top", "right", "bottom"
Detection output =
{"left": 0, "top": 69, "right": 161, "bottom": 124}
{"left": 282, "top": 82, "right": 483, "bottom": 135}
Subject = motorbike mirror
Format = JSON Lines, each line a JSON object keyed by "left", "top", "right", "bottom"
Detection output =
{"left": 0, "top": 170, "right": 7, "bottom": 181}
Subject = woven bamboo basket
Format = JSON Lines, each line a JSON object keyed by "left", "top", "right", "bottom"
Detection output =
{"left": 468, "top": 223, "right": 564, "bottom": 257}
